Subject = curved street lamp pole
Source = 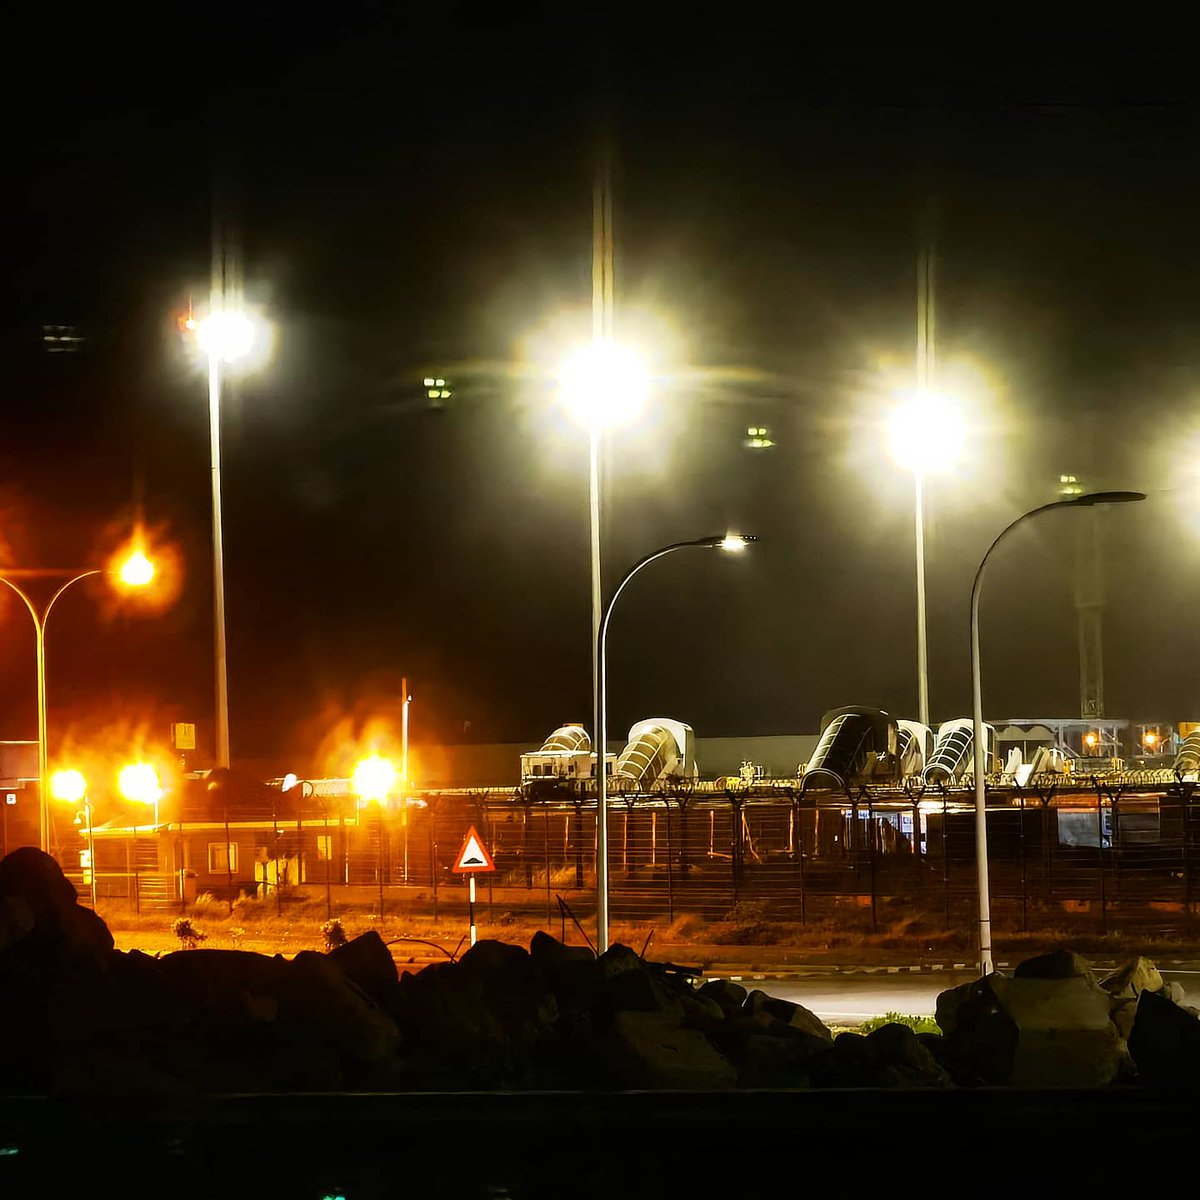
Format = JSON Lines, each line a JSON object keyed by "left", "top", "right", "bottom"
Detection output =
{"left": 595, "top": 534, "right": 756, "bottom": 952}
{"left": 0, "top": 568, "right": 104, "bottom": 853}
{"left": 970, "top": 491, "right": 1145, "bottom": 975}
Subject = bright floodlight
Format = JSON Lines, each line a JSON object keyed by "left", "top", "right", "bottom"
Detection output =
{"left": 886, "top": 389, "right": 965, "bottom": 475}
{"left": 559, "top": 341, "right": 649, "bottom": 429}
{"left": 282, "top": 772, "right": 299, "bottom": 792}
{"left": 50, "top": 768, "right": 87, "bottom": 804}
{"left": 719, "top": 534, "right": 752, "bottom": 553}
{"left": 352, "top": 754, "right": 397, "bottom": 804}
{"left": 197, "top": 311, "right": 259, "bottom": 365}
{"left": 118, "top": 549, "right": 155, "bottom": 588}
{"left": 119, "top": 762, "right": 162, "bottom": 805}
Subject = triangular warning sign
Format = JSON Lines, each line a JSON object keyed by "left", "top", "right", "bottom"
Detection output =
{"left": 453, "top": 824, "right": 496, "bottom": 873}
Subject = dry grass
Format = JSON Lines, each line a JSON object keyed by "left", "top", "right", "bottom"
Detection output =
{"left": 93, "top": 892, "right": 1200, "bottom": 964}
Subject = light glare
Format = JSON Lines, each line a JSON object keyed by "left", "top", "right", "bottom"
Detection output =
{"left": 559, "top": 341, "right": 649, "bottom": 429}
{"left": 50, "top": 769, "right": 87, "bottom": 804}
{"left": 886, "top": 389, "right": 965, "bottom": 475}
{"left": 720, "top": 534, "right": 750, "bottom": 553}
{"left": 353, "top": 754, "right": 397, "bottom": 804}
{"left": 197, "top": 311, "right": 259, "bottom": 364}
{"left": 119, "top": 762, "right": 162, "bottom": 805}
{"left": 118, "top": 550, "right": 155, "bottom": 588}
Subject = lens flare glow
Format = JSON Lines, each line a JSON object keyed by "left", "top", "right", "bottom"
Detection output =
{"left": 197, "top": 311, "right": 259, "bottom": 364}
{"left": 353, "top": 754, "right": 397, "bottom": 804}
{"left": 559, "top": 341, "right": 649, "bottom": 429}
{"left": 720, "top": 534, "right": 751, "bottom": 552}
{"left": 118, "top": 762, "right": 162, "bottom": 804}
{"left": 50, "top": 769, "right": 87, "bottom": 804}
{"left": 118, "top": 550, "right": 155, "bottom": 587}
{"left": 886, "top": 389, "right": 965, "bottom": 474}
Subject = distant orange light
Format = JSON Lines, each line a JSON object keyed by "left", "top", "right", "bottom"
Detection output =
{"left": 1144, "top": 731, "right": 1158, "bottom": 747}
{"left": 1084, "top": 733, "right": 1098, "bottom": 748}
{"left": 50, "top": 768, "right": 87, "bottom": 804}
{"left": 352, "top": 755, "right": 397, "bottom": 804}
{"left": 119, "top": 762, "right": 162, "bottom": 805}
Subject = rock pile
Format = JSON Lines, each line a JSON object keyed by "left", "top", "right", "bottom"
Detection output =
{"left": 934, "top": 947, "right": 1200, "bottom": 1086}
{"left": 2, "top": 849, "right": 1198, "bottom": 1094}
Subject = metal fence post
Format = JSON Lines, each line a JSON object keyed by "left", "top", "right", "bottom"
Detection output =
{"left": 543, "top": 805, "right": 552, "bottom": 925}
{"left": 1018, "top": 790, "right": 1027, "bottom": 933}
{"left": 942, "top": 791, "right": 950, "bottom": 931}
{"left": 665, "top": 805, "right": 675, "bottom": 925}
{"left": 867, "top": 793, "right": 877, "bottom": 932}
{"left": 1096, "top": 785, "right": 1107, "bottom": 936}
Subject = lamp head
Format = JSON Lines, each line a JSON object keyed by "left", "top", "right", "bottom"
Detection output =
{"left": 559, "top": 341, "right": 649, "bottom": 430}
{"left": 50, "top": 768, "right": 87, "bottom": 804}
{"left": 1069, "top": 490, "right": 1147, "bottom": 507}
{"left": 118, "top": 549, "right": 155, "bottom": 588}
{"left": 352, "top": 754, "right": 397, "bottom": 804}
{"left": 118, "top": 762, "right": 162, "bottom": 805}
{"left": 714, "top": 533, "right": 756, "bottom": 553}
{"left": 886, "top": 389, "right": 965, "bottom": 475}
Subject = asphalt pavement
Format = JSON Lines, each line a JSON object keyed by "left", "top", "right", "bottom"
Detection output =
{"left": 711, "top": 967, "right": 1199, "bottom": 1025}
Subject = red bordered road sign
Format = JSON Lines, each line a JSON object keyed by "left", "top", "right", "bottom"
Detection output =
{"left": 452, "top": 825, "right": 496, "bottom": 873}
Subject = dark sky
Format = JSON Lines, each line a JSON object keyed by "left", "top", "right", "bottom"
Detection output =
{"left": 3, "top": 11, "right": 1198, "bottom": 775}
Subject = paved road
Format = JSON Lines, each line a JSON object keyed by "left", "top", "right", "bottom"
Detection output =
{"left": 728, "top": 969, "right": 1199, "bottom": 1025}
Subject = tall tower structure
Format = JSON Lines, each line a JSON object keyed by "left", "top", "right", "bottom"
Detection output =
{"left": 1059, "top": 473, "right": 1105, "bottom": 719}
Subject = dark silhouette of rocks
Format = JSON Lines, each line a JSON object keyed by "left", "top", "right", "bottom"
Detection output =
{"left": 2, "top": 851, "right": 1199, "bottom": 1095}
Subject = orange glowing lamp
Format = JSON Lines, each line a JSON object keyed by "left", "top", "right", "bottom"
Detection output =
{"left": 118, "top": 762, "right": 162, "bottom": 805}
{"left": 118, "top": 549, "right": 155, "bottom": 588}
{"left": 50, "top": 768, "right": 87, "bottom": 805}
{"left": 352, "top": 755, "right": 397, "bottom": 805}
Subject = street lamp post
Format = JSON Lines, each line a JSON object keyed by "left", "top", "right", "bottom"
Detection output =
{"left": 969, "top": 491, "right": 1145, "bottom": 974}
{"left": 0, "top": 552, "right": 155, "bottom": 853}
{"left": 194, "top": 306, "right": 269, "bottom": 771}
{"left": 50, "top": 769, "right": 94, "bottom": 907}
{"left": 887, "top": 391, "right": 964, "bottom": 727}
{"left": 595, "top": 534, "right": 756, "bottom": 951}
{"left": 401, "top": 680, "right": 411, "bottom": 883}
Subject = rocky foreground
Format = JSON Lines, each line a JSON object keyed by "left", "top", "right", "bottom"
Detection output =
{"left": 2, "top": 847, "right": 1199, "bottom": 1094}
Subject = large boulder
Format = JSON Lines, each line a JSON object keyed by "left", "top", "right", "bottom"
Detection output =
{"left": 1101, "top": 957, "right": 1165, "bottom": 1039}
{"left": 1013, "top": 949, "right": 1094, "bottom": 981}
{"left": 937, "top": 972, "right": 1127, "bottom": 1087}
{"left": 604, "top": 1009, "right": 737, "bottom": 1089}
{"left": 0, "top": 847, "right": 113, "bottom": 966}
{"left": 328, "top": 930, "right": 398, "bottom": 1008}
{"left": 1100, "top": 956, "right": 1163, "bottom": 999}
{"left": 743, "top": 989, "right": 832, "bottom": 1043}
{"left": 1128, "top": 988, "right": 1200, "bottom": 1086}
{"left": 697, "top": 978, "right": 747, "bottom": 1015}
{"left": 278, "top": 951, "right": 400, "bottom": 1067}
{"left": 810, "top": 1027, "right": 950, "bottom": 1089}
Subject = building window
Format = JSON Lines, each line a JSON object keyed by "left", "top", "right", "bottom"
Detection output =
{"left": 316, "top": 834, "right": 333, "bottom": 862}
{"left": 208, "top": 842, "right": 238, "bottom": 873}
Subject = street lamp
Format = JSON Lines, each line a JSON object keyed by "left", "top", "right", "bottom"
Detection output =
{"left": 559, "top": 339, "right": 650, "bottom": 842}
{"left": 595, "top": 533, "right": 757, "bottom": 950}
{"left": 192, "top": 303, "right": 271, "bottom": 771}
{"left": 0, "top": 548, "right": 156, "bottom": 853}
{"left": 353, "top": 754, "right": 397, "bottom": 921}
{"left": 970, "top": 490, "right": 1145, "bottom": 974}
{"left": 886, "top": 388, "right": 964, "bottom": 726}
{"left": 119, "top": 762, "right": 163, "bottom": 828}
{"left": 401, "top": 681, "right": 412, "bottom": 883}
{"left": 50, "top": 768, "right": 95, "bottom": 907}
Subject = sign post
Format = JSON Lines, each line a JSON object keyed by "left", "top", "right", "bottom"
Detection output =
{"left": 452, "top": 824, "right": 495, "bottom": 946}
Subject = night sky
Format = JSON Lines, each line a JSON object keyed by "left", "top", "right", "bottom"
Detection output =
{"left": 3, "top": 12, "right": 1198, "bottom": 775}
